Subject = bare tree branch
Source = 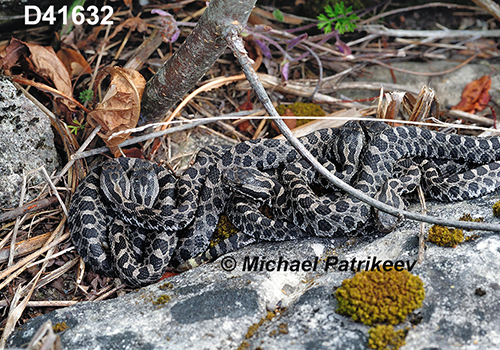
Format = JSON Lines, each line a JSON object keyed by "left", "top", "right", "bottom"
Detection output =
{"left": 141, "top": 0, "right": 257, "bottom": 123}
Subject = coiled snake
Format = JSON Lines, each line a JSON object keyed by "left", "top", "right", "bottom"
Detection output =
{"left": 68, "top": 121, "right": 500, "bottom": 286}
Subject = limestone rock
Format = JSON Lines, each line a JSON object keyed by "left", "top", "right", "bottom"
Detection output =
{"left": 7, "top": 191, "right": 500, "bottom": 350}
{"left": 0, "top": 75, "right": 60, "bottom": 209}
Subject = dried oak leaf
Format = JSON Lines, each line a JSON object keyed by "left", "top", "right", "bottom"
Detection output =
{"left": 87, "top": 67, "right": 146, "bottom": 155}
{"left": 0, "top": 38, "right": 72, "bottom": 96}
{"left": 452, "top": 75, "right": 491, "bottom": 114}
{"left": 57, "top": 47, "right": 92, "bottom": 77}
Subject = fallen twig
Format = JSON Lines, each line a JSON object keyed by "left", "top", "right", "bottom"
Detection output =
{"left": 0, "top": 197, "right": 58, "bottom": 224}
{"left": 362, "top": 25, "right": 500, "bottom": 39}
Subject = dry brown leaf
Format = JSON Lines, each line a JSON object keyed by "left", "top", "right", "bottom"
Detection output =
{"left": 0, "top": 38, "right": 29, "bottom": 72}
{"left": 0, "top": 38, "right": 72, "bottom": 96}
{"left": 108, "top": 17, "right": 150, "bottom": 41}
{"left": 451, "top": 75, "right": 491, "bottom": 114}
{"left": 87, "top": 67, "right": 146, "bottom": 155}
{"left": 272, "top": 108, "right": 297, "bottom": 133}
{"left": 57, "top": 48, "right": 92, "bottom": 77}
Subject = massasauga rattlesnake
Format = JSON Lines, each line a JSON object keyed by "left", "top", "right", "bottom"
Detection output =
{"left": 68, "top": 121, "right": 500, "bottom": 286}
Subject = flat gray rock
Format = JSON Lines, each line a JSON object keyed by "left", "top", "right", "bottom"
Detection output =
{"left": 7, "top": 190, "right": 500, "bottom": 350}
{"left": 0, "top": 75, "right": 60, "bottom": 209}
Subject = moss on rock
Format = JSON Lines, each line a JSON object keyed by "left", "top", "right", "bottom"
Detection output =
{"left": 493, "top": 201, "right": 500, "bottom": 218}
{"left": 368, "top": 325, "right": 407, "bottom": 350}
{"left": 276, "top": 102, "right": 325, "bottom": 127}
{"left": 335, "top": 269, "right": 424, "bottom": 326}
{"left": 428, "top": 225, "right": 464, "bottom": 247}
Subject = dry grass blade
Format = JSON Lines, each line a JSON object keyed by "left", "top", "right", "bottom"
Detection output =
{"left": 0, "top": 219, "right": 68, "bottom": 291}
{"left": 33, "top": 257, "right": 79, "bottom": 291}
{"left": 0, "top": 232, "right": 52, "bottom": 263}
{"left": 471, "top": 0, "right": 500, "bottom": 22}
{"left": 0, "top": 260, "right": 45, "bottom": 349}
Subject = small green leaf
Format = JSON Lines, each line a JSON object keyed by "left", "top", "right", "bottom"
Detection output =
{"left": 273, "top": 9, "right": 284, "bottom": 22}
{"left": 324, "top": 5, "right": 335, "bottom": 17}
{"left": 79, "top": 89, "right": 93, "bottom": 103}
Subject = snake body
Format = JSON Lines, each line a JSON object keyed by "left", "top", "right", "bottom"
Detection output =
{"left": 68, "top": 121, "right": 500, "bottom": 286}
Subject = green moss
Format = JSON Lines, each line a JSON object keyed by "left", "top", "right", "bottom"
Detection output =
{"left": 52, "top": 322, "right": 68, "bottom": 333}
{"left": 335, "top": 269, "right": 425, "bottom": 326}
{"left": 210, "top": 214, "right": 239, "bottom": 247}
{"left": 153, "top": 294, "right": 171, "bottom": 305}
{"left": 493, "top": 201, "right": 500, "bottom": 217}
{"left": 428, "top": 225, "right": 464, "bottom": 247}
{"left": 368, "top": 325, "right": 407, "bottom": 350}
{"left": 459, "top": 213, "right": 484, "bottom": 231}
{"left": 276, "top": 102, "right": 325, "bottom": 126}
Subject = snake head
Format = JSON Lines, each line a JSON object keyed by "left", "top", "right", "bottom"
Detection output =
{"left": 101, "top": 158, "right": 160, "bottom": 209}
{"left": 222, "top": 167, "right": 277, "bottom": 202}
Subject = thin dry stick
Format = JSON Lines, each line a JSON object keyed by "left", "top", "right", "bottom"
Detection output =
{"left": 8, "top": 170, "right": 28, "bottom": 267}
{"left": 93, "top": 283, "right": 127, "bottom": 302}
{"left": 70, "top": 110, "right": 261, "bottom": 160}
{"left": 417, "top": 186, "right": 428, "bottom": 263}
{"left": 472, "top": 0, "right": 500, "bottom": 22}
{"left": 226, "top": 32, "right": 500, "bottom": 233}
{"left": 52, "top": 124, "right": 102, "bottom": 185}
{"left": 0, "top": 197, "right": 58, "bottom": 224}
{"left": 359, "top": 3, "right": 486, "bottom": 26}
{"left": 365, "top": 54, "right": 477, "bottom": 77}
{"left": 0, "top": 300, "right": 78, "bottom": 308}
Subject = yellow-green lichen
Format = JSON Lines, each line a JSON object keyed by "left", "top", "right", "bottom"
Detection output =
{"left": 153, "top": 294, "right": 171, "bottom": 305}
{"left": 159, "top": 282, "right": 174, "bottom": 290}
{"left": 277, "top": 323, "right": 288, "bottom": 334}
{"left": 493, "top": 201, "right": 500, "bottom": 217}
{"left": 335, "top": 269, "right": 425, "bottom": 326}
{"left": 52, "top": 322, "right": 68, "bottom": 333}
{"left": 428, "top": 225, "right": 464, "bottom": 247}
{"left": 368, "top": 325, "right": 407, "bottom": 350}
{"left": 238, "top": 311, "right": 276, "bottom": 349}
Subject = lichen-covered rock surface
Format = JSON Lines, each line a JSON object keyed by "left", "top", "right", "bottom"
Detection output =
{"left": 7, "top": 190, "right": 500, "bottom": 350}
{"left": 0, "top": 75, "right": 60, "bottom": 209}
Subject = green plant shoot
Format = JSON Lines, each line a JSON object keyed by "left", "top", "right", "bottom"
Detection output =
{"left": 68, "top": 119, "right": 86, "bottom": 135}
{"left": 79, "top": 89, "right": 93, "bottom": 103}
{"left": 273, "top": 9, "right": 284, "bottom": 22}
{"left": 317, "top": 2, "right": 359, "bottom": 34}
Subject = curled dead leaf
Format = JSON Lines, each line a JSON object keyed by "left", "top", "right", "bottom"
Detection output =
{"left": 0, "top": 38, "right": 72, "bottom": 96}
{"left": 57, "top": 47, "right": 92, "bottom": 77}
{"left": 87, "top": 67, "right": 146, "bottom": 155}
{"left": 452, "top": 75, "right": 491, "bottom": 114}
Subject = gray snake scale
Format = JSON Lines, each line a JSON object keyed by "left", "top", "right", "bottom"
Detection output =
{"left": 68, "top": 121, "right": 500, "bottom": 286}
